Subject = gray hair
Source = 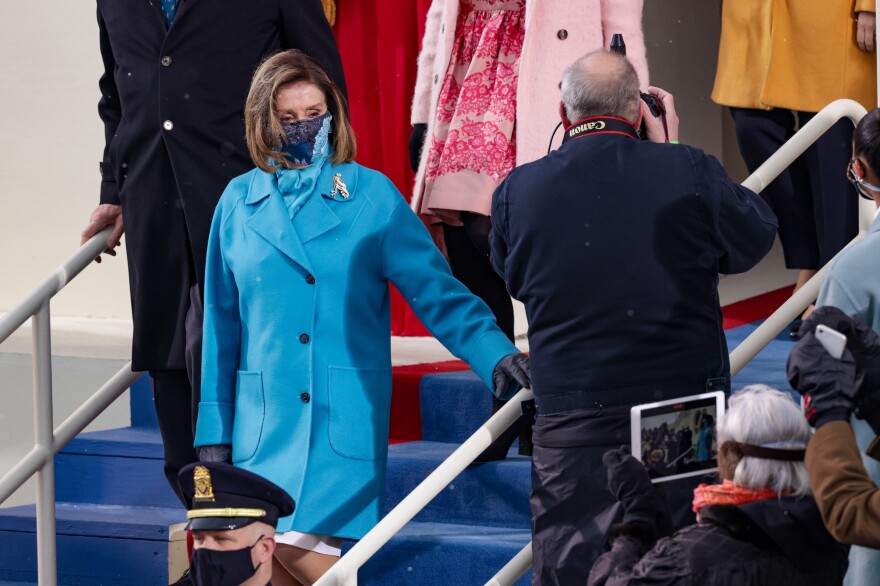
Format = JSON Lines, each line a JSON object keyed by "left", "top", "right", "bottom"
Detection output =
{"left": 560, "top": 50, "right": 641, "bottom": 124}
{"left": 717, "top": 384, "right": 811, "bottom": 497}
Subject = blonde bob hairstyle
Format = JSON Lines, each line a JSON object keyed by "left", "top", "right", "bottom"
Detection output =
{"left": 245, "top": 49, "right": 355, "bottom": 172}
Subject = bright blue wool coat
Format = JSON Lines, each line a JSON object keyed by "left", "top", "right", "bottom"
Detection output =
{"left": 194, "top": 161, "right": 518, "bottom": 539}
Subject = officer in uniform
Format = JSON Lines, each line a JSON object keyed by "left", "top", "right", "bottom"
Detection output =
{"left": 172, "top": 462, "right": 295, "bottom": 586}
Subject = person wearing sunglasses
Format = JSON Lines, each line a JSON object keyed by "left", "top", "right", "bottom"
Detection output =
{"left": 814, "top": 107, "right": 880, "bottom": 584}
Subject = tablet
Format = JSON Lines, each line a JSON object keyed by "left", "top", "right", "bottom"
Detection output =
{"left": 631, "top": 391, "right": 726, "bottom": 483}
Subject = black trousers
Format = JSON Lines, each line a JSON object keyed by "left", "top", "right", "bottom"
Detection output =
{"left": 443, "top": 219, "right": 533, "bottom": 456}
{"left": 442, "top": 217, "right": 514, "bottom": 339}
{"left": 149, "top": 282, "right": 203, "bottom": 505}
{"left": 729, "top": 107, "right": 858, "bottom": 269}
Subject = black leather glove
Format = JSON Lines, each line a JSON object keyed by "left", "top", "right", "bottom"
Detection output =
{"left": 603, "top": 446, "right": 673, "bottom": 542}
{"left": 492, "top": 352, "right": 530, "bottom": 400}
{"left": 408, "top": 123, "right": 428, "bottom": 172}
{"left": 197, "top": 444, "right": 232, "bottom": 463}
{"left": 793, "top": 307, "right": 880, "bottom": 431}
{"left": 788, "top": 331, "right": 858, "bottom": 428}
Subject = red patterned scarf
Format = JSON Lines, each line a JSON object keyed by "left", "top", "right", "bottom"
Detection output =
{"left": 692, "top": 480, "right": 779, "bottom": 513}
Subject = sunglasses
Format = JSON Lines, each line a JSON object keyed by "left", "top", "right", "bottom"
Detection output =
{"left": 847, "top": 159, "right": 880, "bottom": 201}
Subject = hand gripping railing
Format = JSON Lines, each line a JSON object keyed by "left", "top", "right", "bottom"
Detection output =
{"left": 0, "top": 226, "right": 141, "bottom": 586}
{"left": 315, "top": 99, "right": 872, "bottom": 586}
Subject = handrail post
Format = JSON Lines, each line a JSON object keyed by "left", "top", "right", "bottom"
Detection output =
{"left": 32, "top": 301, "right": 57, "bottom": 586}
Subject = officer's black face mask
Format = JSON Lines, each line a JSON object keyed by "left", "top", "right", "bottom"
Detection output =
{"left": 189, "top": 535, "right": 263, "bottom": 586}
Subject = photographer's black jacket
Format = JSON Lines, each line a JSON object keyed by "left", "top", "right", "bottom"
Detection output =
{"left": 490, "top": 132, "right": 777, "bottom": 412}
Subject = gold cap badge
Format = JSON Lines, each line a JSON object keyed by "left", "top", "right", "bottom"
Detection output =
{"left": 331, "top": 173, "right": 350, "bottom": 199}
{"left": 193, "top": 465, "right": 216, "bottom": 503}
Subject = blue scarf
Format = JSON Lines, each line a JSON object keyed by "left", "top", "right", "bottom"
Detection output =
{"left": 275, "top": 114, "right": 333, "bottom": 219}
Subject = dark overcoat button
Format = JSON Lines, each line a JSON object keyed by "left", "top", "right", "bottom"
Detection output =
{"left": 305, "top": 274, "right": 315, "bottom": 284}
{"left": 557, "top": 29, "right": 568, "bottom": 40}
{"left": 300, "top": 392, "right": 311, "bottom": 403}
{"left": 299, "top": 333, "right": 310, "bottom": 344}
{"left": 161, "top": 56, "right": 172, "bottom": 67}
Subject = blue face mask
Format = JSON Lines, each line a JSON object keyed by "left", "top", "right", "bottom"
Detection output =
{"left": 281, "top": 113, "right": 332, "bottom": 166}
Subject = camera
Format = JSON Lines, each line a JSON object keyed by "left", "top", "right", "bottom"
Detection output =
{"left": 610, "top": 34, "right": 668, "bottom": 141}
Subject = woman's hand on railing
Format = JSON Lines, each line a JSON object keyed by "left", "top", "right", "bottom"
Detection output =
{"left": 493, "top": 352, "right": 531, "bottom": 400}
{"left": 81, "top": 204, "right": 124, "bottom": 263}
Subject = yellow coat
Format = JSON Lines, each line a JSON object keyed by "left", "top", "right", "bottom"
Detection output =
{"left": 713, "top": 0, "right": 877, "bottom": 111}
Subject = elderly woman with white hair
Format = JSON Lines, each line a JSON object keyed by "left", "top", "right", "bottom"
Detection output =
{"left": 587, "top": 385, "right": 849, "bottom": 586}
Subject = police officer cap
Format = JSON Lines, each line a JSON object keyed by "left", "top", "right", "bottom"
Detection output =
{"left": 178, "top": 462, "right": 295, "bottom": 531}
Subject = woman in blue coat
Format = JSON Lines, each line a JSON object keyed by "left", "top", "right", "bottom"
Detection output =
{"left": 193, "top": 50, "right": 529, "bottom": 584}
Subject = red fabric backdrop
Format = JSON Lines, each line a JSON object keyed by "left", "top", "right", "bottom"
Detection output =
{"left": 334, "top": 0, "right": 434, "bottom": 335}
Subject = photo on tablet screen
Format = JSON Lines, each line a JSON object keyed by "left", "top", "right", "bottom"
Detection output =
{"left": 631, "top": 392, "right": 726, "bottom": 483}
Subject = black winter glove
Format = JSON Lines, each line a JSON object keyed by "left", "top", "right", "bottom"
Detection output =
{"left": 602, "top": 447, "right": 673, "bottom": 543}
{"left": 787, "top": 331, "right": 858, "bottom": 428}
{"left": 197, "top": 444, "right": 232, "bottom": 464}
{"left": 408, "top": 123, "right": 428, "bottom": 172}
{"left": 793, "top": 307, "right": 880, "bottom": 432}
{"left": 492, "top": 352, "right": 530, "bottom": 400}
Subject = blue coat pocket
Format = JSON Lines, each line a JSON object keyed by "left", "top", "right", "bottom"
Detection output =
{"left": 232, "top": 370, "right": 265, "bottom": 463}
{"left": 328, "top": 366, "right": 392, "bottom": 461}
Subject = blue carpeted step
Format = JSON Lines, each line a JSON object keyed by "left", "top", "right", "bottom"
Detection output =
{"left": 129, "top": 374, "right": 159, "bottom": 429}
{"left": 420, "top": 371, "right": 498, "bottom": 444}
{"left": 726, "top": 322, "right": 797, "bottom": 397}
{"left": 384, "top": 441, "right": 531, "bottom": 529}
{"left": 342, "top": 521, "right": 531, "bottom": 586}
{"left": 0, "top": 503, "right": 183, "bottom": 585}
{"left": 55, "top": 427, "right": 181, "bottom": 510}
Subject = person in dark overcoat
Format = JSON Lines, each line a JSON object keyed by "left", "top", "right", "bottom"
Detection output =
{"left": 81, "top": 0, "right": 347, "bottom": 504}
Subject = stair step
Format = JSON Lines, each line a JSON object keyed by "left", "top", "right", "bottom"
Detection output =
{"left": 726, "top": 323, "right": 796, "bottom": 396}
{"left": 344, "top": 521, "right": 531, "bottom": 586}
{"left": 420, "top": 371, "right": 504, "bottom": 444}
{"left": 55, "top": 427, "right": 181, "bottom": 509}
{"left": 0, "top": 503, "right": 183, "bottom": 585}
{"left": 385, "top": 441, "right": 531, "bottom": 529}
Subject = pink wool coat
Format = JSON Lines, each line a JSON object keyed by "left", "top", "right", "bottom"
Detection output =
{"left": 410, "top": 0, "right": 649, "bottom": 215}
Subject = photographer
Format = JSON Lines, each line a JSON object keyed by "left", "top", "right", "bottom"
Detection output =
{"left": 587, "top": 386, "right": 847, "bottom": 586}
{"left": 788, "top": 307, "right": 880, "bottom": 548}
{"left": 489, "top": 49, "right": 778, "bottom": 584}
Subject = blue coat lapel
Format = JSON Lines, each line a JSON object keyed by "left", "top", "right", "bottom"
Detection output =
{"left": 242, "top": 163, "right": 361, "bottom": 268}
{"left": 297, "top": 162, "right": 360, "bottom": 242}
{"left": 244, "top": 171, "right": 314, "bottom": 273}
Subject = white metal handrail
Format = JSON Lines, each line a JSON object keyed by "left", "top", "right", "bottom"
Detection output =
{"left": 0, "top": 226, "right": 141, "bottom": 586}
{"left": 315, "top": 99, "right": 872, "bottom": 586}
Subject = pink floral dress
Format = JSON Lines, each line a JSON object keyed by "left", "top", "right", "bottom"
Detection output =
{"left": 420, "top": 0, "right": 526, "bottom": 225}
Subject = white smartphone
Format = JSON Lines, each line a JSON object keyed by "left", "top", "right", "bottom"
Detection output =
{"left": 815, "top": 324, "right": 847, "bottom": 359}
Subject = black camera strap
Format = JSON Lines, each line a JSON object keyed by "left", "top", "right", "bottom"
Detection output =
{"left": 561, "top": 116, "right": 639, "bottom": 144}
